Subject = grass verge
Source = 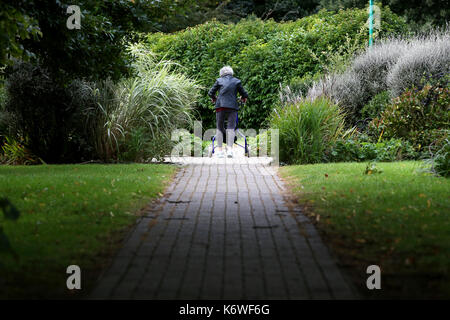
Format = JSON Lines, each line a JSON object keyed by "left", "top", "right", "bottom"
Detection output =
{"left": 0, "top": 164, "right": 176, "bottom": 299}
{"left": 280, "top": 161, "right": 450, "bottom": 299}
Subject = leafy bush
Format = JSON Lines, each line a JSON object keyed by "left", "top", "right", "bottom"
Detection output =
{"left": 379, "top": 85, "right": 449, "bottom": 151}
{"left": 143, "top": 7, "right": 406, "bottom": 129}
{"left": 326, "top": 137, "right": 418, "bottom": 162}
{"left": 4, "top": 62, "right": 88, "bottom": 163}
{"left": 387, "top": 32, "right": 450, "bottom": 96}
{"left": 270, "top": 97, "right": 345, "bottom": 164}
{"left": 360, "top": 91, "right": 392, "bottom": 119}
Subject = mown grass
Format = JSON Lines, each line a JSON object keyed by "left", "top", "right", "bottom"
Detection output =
{"left": 280, "top": 161, "right": 450, "bottom": 299}
{"left": 0, "top": 164, "right": 176, "bottom": 299}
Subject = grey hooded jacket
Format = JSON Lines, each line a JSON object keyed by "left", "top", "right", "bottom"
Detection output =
{"left": 208, "top": 75, "right": 249, "bottom": 110}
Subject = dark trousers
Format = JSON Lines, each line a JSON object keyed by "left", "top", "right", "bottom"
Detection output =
{"left": 216, "top": 109, "right": 237, "bottom": 148}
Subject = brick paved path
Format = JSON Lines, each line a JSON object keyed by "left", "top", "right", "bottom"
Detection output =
{"left": 91, "top": 161, "right": 355, "bottom": 299}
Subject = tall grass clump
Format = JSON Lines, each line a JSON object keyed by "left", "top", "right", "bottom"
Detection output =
{"left": 82, "top": 45, "right": 201, "bottom": 162}
{"left": 270, "top": 97, "right": 345, "bottom": 164}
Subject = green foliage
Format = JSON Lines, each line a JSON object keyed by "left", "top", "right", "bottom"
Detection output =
{"left": 5, "top": 62, "right": 88, "bottom": 163}
{"left": 384, "top": 0, "right": 449, "bottom": 30}
{"left": 143, "top": 8, "right": 406, "bottom": 129}
{"left": 360, "top": 91, "right": 392, "bottom": 119}
{"left": 428, "top": 139, "right": 450, "bottom": 178}
{"left": 81, "top": 46, "right": 200, "bottom": 162}
{"left": 270, "top": 97, "right": 345, "bottom": 164}
{"left": 118, "top": 129, "right": 174, "bottom": 163}
{"left": 212, "top": 0, "right": 320, "bottom": 22}
{"left": 380, "top": 85, "right": 450, "bottom": 151}
{"left": 281, "top": 74, "right": 322, "bottom": 101}
{"left": 0, "top": 2, "right": 42, "bottom": 65}
{"left": 2, "top": 0, "right": 206, "bottom": 81}
{"left": 364, "top": 162, "right": 383, "bottom": 175}
{"left": 4, "top": 45, "right": 199, "bottom": 164}
{"left": 0, "top": 136, "right": 40, "bottom": 165}
{"left": 319, "top": 0, "right": 449, "bottom": 29}
{"left": 326, "top": 137, "right": 418, "bottom": 162}
{"left": 0, "top": 83, "right": 10, "bottom": 146}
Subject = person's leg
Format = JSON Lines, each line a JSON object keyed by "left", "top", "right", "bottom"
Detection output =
{"left": 216, "top": 111, "right": 226, "bottom": 150}
{"left": 225, "top": 110, "right": 237, "bottom": 149}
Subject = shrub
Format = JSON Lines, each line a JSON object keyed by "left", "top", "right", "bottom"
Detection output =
{"left": 326, "top": 137, "right": 418, "bottom": 162}
{"left": 4, "top": 62, "right": 87, "bottom": 163}
{"left": 307, "top": 28, "right": 449, "bottom": 124}
{"left": 379, "top": 85, "right": 449, "bottom": 152}
{"left": 143, "top": 8, "right": 406, "bottom": 129}
{"left": 270, "top": 97, "right": 345, "bottom": 164}
{"left": 307, "top": 71, "right": 366, "bottom": 124}
{"left": 360, "top": 91, "right": 392, "bottom": 119}
{"left": 387, "top": 32, "right": 450, "bottom": 96}
{"left": 352, "top": 39, "right": 409, "bottom": 97}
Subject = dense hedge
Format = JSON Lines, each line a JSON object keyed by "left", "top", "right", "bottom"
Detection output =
{"left": 142, "top": 7, "right": 407, "bottom": 129}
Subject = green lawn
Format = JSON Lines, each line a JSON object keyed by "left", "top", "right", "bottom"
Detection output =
{"left": 0, "top": 164, "right": 176, "bottom": 299}
{"left": 280, "top": 161, "right": 450, "bottom": 299}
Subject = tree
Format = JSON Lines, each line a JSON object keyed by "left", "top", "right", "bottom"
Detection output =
{"left": 385, "top": 0, "right": 449, "bottom": 29}
{"left": 2, "top": 0, "right": 209, "bottom": 81}
{"left": 0, "top": 2, "right": 41, "bottom": 65}
{"left": 319, "top": 0, "right": 449, "bottom": 28}
{"left": 207, "top": 0, "right": 320, "bottom": 22}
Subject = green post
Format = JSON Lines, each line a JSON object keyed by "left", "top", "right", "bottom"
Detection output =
{"left": 369, "top": 0, "right": 374, "bottom": 47}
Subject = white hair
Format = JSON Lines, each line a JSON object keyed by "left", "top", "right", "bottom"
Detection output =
{"left": 219, "top": 66, "right": 234, "bottom": 77}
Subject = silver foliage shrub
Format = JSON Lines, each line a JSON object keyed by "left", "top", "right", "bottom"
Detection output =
{"left": 352, "top": 39, "right": 409, "bottom": 97}
{"left": 307, "top": 72, "right": 366, "bottom": 122}
{"left": 302, "top": 27, "right": 450, "bottom": 123}
{"left": 387, "top": 33, "right": 450, "bottom": 96}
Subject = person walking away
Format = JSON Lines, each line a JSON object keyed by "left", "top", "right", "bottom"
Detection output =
{"left": 208, "top": 66, "right": 248, "bottom": 158}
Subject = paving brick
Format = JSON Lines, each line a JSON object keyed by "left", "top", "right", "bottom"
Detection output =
{"left": 90, "top": 160, "right": 356, "bottom": 300}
